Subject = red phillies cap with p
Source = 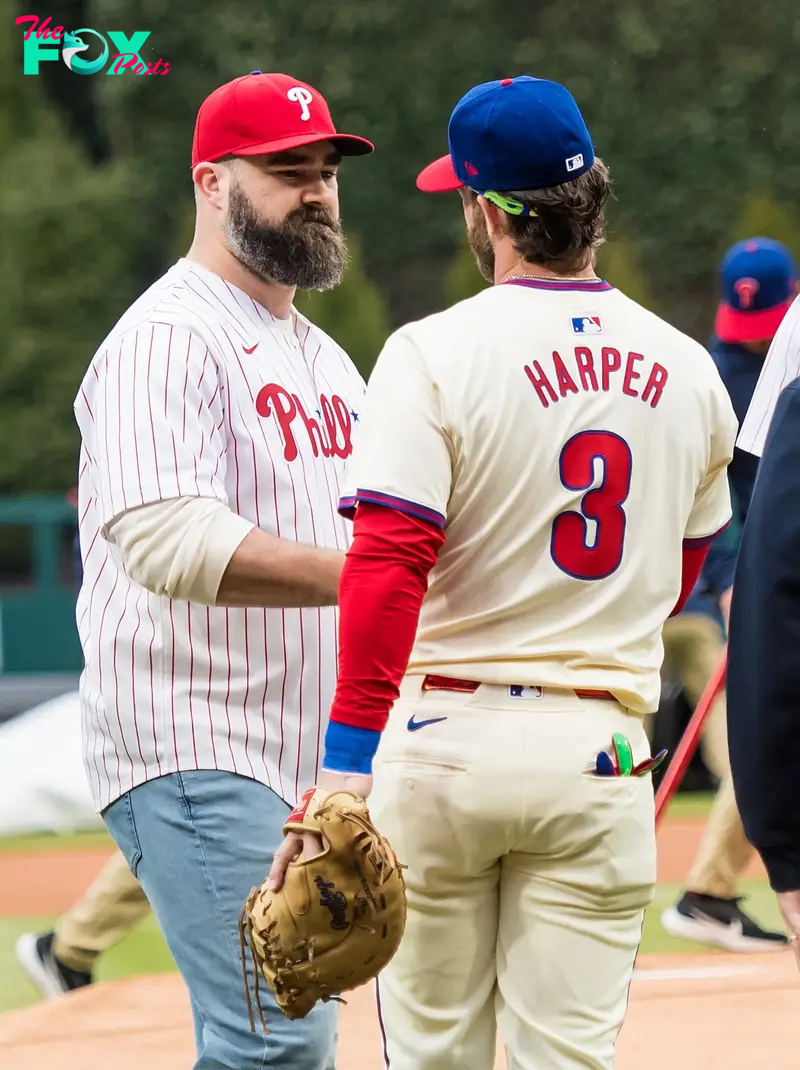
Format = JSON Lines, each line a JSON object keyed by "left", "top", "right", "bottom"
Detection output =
{"left": 191, "top": 70, "right": 374, "bottom": 167}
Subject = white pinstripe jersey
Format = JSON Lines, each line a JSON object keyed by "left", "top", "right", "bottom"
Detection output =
{"left": 738, "top": 294, "right": 800, "bottom": 456}
{"left": 73, "top": 258, "right": 365, "bottom": 811}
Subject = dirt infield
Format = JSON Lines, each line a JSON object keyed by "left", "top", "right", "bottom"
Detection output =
{"left": 0, "top": 815, "right": 768, "bottom": 916}
{"left": 0, "top": 952, "right": 795, "bottom": 1069}
{"left": 0, "top": 816, "right": 790, "bottom": 1069}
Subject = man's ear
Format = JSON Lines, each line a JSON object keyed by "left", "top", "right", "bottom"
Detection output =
{"left": 477, "top": 195, "right": 507, "bottom": 239}
{"left": 192, "top": 160, "right": 231, "bottom": 210}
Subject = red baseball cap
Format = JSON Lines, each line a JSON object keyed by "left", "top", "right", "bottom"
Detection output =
{"left": 191, "top": 71, "right": 374, "bottom": 167}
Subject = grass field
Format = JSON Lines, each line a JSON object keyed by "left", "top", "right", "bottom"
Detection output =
{"left": 0, "top": 793, "right": 784, "bottom": 1016}
{"left": 0, "top": 793, "right": 719, "bottom": 858}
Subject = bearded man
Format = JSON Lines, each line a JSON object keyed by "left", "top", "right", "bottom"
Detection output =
{"left": 71, "top": 71, "right": 372, "bottom": 1070}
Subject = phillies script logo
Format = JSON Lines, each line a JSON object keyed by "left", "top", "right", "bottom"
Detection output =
{"left": 256, "top": 384, "right": 353, "bottom": 462}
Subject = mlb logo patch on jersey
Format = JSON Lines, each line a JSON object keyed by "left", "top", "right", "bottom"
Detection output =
{"left": 571, "top": 314, "right": 603, "bottom": 335}
{"left": 509, "top": 685, "right": 542, "bottom": 699}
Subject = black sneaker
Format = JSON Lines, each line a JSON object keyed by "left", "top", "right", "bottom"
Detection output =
{"left": 661, "top": 892, "right": 790, "bottom": 953}
{"left": 15, "top": 932, "right": 93, "bottom": 1000}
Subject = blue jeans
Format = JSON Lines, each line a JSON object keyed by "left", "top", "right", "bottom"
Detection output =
{"left": 104, "top": 771, "right": 338, "bottom": 1069}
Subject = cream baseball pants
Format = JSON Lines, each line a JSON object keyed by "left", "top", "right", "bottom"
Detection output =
{"left": 369, "top": 678, "right": 656, "bottom": 1070}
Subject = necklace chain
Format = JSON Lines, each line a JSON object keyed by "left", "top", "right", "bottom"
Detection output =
{"left": 504, "top": 273, "right": 601, "bottom": 284}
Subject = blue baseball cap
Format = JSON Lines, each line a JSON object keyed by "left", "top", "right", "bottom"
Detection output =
{"left": 714, "top": 238, "right": 798, "bottom": 344}
{"left": 417, "top": 76, "right": 595, "bottom": 201}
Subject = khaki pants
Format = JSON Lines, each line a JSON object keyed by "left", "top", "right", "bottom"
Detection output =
{"left": 657, "top": 613, "right": 753, "bottom": 897}
{"left": 370, "top": 678, "right": 656, "bottom": 1070}
{"left": 53, "top": 850, "right": 150, "bottom": 973}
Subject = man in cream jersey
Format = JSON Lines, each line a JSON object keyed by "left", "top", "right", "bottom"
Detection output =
{"left": 73, "top": 70, "right": 372, "bottom": 1069}
{"left": 271, "top": 75, "right": 738, "bottom": 1069}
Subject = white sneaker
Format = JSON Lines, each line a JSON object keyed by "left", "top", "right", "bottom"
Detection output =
{"left": 661, "top": 892, "right": 789, "bottom": 953}
{"left": 15, "top": 931, "right": 93, "bottom": 1001}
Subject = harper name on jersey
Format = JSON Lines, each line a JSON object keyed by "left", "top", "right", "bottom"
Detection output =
{"left": 524, "top": 345, "right": 668, "bottom": 410}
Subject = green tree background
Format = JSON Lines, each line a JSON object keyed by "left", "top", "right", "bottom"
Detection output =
{"left": 3, "top": 0, "right": 800, "bottom": 491}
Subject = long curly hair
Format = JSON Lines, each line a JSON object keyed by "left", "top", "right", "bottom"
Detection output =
{"left": 466, "top": 159, "right": 612, "bottom": 273}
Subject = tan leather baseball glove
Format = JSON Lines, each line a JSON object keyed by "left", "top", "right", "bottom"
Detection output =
{"left": 239, "top": 787, "right": 406, "bottom": 1029}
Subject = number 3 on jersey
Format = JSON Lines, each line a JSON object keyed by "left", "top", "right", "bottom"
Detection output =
{"left": 550, "top": 430, "right": 632, "bottom": 580}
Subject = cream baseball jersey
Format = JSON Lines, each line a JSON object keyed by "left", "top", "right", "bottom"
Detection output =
{"left": 74, "top": 258, "right": 364, "bottom": 811}
{"left": 738, "top": 294, "right": 800, "bottom": 457}
{"left": 340, "top": 278, "right": 737, "bottom": 714}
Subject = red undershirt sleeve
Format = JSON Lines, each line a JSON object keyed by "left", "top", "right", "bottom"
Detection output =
{"left": 322, "top": 502, "right": 445, "bottom": 775}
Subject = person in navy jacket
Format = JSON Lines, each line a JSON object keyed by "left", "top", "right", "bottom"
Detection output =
{"left": 728, "top": 376, "right": 800, "bottom": 967}
{"left": 660, "top": 239, "right": 798, "bottom": 951}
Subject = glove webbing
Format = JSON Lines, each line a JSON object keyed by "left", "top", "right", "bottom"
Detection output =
{"left": 238, "top": 801, "right": 403, "bottom": 1033}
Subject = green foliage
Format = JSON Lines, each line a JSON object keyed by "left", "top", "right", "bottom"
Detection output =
{"left": 0, "top": 124, "right": 151, "bottom": 492}
{"left": 443, "top": 239, "right": 490, "bottom": 307}
{"left": 596, "top": 235, "right": 661, "bottom": 314}
{"left": 294, "top": 238, "right": 392, "bottom": 380}
{"left": 4, "top": 0, "right": 800, "bottom": 489}
{"left": 730, "top": 193, "right": 800, "bottom": 264}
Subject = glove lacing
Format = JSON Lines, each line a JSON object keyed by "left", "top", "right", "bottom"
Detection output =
{"left": 238, "top": 801, "right": 406, "bottom": 1032}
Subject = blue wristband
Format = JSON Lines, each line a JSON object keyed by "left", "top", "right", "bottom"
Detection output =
{"left": 323, "top": 720, "right": 381, "bottom": 775}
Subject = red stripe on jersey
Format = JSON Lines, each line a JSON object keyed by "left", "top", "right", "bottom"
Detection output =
{"left": 223, "top": 609, "right": 238, "bottom": 773}
{"left": 242, "top": 612, "right": 256, "bottom": 779}
{"left": 80, "top": 386, "right": 94, "bottom": 421}
{"left": 97, "top": 569, "right": 123, "bottom": 796}
{"left": 315, "top": 606, "right": 323, "bottom": 777}
{"left": 169, "top": 600, "right": 180, "bottom": 768}
{"left": 169, "top": 334, "right": 181, "bottom": 493}
{"left": 79, "top": 494, "right": 92, "bottom": 528}
{"left": 277, "top": 609, "right": 289, "bottom": 801}
{"left": 129, "top": 587, "right": 146, "bottom": 767}
{"left": 131, "top": 332, "right": 145, "bottom": 502}
{"left": 187, "top": 603, "right": 199, "bottom": 768}
{"left": 145, "top": 590, "right": 162, "bottom": 776}
{"left": 146, "top": 326, "right": 163, "bottom": 499}
{"left": 205, "top": 607, "right": 218, "bottom": 766}
{"left": 182, "top": 334, "right": 191, "bottom": 446}
{"left": 116, "top": 336, "right": 128, "bottom": 512}
{"left": 110, "top": 586, "right": 136, "bottom": 786}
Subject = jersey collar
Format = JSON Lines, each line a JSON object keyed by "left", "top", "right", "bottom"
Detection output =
{"left": 504, "top": 278, "right": 614, "bottom": 293}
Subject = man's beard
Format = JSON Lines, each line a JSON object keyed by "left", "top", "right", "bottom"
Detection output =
{"left": 466, "top": 206, "right": 495, "bottom": 283}
{"left": 225, "top": 185, "right": 347, "bottom": 291}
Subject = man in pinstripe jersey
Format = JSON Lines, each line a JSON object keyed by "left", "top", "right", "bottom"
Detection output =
{"left": 71, "top": 72, "right": 373, "bottom": 1069}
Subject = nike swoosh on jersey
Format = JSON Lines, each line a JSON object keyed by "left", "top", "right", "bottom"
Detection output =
{"left": 407, "top": 715, "right": 448, "bottom": 731}
{"left": 242, "top": 343, "right": 259, "bottom": 354}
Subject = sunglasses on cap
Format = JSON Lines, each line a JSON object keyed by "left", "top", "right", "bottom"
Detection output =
{"left": 473, "top": 189, "right": 538, "bottom": 218}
